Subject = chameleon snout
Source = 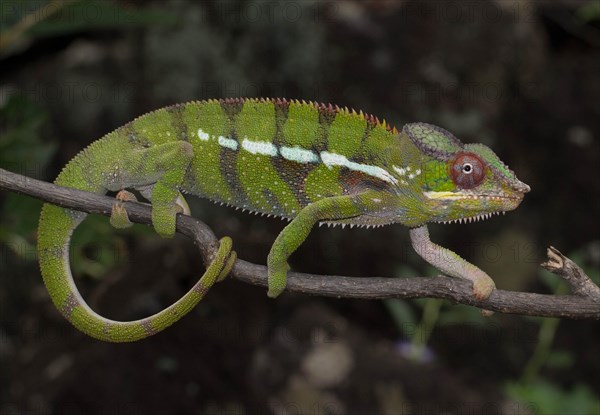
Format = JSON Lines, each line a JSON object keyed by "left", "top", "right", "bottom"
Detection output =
{"left": 514, "top": 180, "right": 530, "bottom": 194}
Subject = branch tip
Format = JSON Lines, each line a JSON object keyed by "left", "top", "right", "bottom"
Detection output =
{"left": 541, "top": 246, "right": 600, "bottom": 301}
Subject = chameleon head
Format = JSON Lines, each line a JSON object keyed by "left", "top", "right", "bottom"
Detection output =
{"left": 402, "top": 123, "right": 530, "bottom": 225}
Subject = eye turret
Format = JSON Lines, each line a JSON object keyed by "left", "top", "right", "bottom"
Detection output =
{"left": 450, "top": 152, "right": 486, "bottom": 189}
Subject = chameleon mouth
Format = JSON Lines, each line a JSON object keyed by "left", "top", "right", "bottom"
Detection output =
{"left": 435, "top": 211, "right": 505, "bottom": 225}
{"left": 423, "top": 191, "right": 523, "bottom": 201}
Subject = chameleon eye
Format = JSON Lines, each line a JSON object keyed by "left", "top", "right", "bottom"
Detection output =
{"left": 450, "top": 152, "right": 485, "bottom": 189}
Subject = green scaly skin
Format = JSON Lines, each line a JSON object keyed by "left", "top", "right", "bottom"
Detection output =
{"left": 37, "top": 98, "right": 529, "bottom": 341}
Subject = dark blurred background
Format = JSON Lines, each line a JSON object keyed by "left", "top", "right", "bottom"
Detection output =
{"left": 1, "top": 1, "right": 599, "bottom": 414}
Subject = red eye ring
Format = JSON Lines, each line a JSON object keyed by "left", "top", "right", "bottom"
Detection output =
{"left": 449, "top": 152, "right": 486, "bottom": 189}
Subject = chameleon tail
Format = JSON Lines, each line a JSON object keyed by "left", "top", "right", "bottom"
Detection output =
{"left": 37, "top": 203, "right": 234, "bottom": 342}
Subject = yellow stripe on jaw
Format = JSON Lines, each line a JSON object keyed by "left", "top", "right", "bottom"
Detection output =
{"left": 424, "top": 191, "right": 517, "bottom": 202}
{"left": 423, "top": 191, "right": 464, "bottom": 200}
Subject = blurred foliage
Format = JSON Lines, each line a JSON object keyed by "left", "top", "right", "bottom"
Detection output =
{"left": 0, "top": 96, "right": 55, "bottom": 258}
{"left": 0, "top": 95, "right": 55, "bottom": 176}
{"left": 69, "top": 215, "right": 146, "bottom": 280}
{"left": 0, "top": 0, "right": 177, "bottom": 56}
{"left": 506, "top": 380, "right": 600, "bottom": 415}
{"left": 577, "top": 1, "right": 600, "bottom": 22}
{"left": 144, "top": 0, "right": 329, "bottom": 103}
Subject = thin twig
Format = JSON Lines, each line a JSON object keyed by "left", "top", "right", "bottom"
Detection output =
{"left": 1, "top": 168, "right": 599, "bottom": 319}
{"left": 541, "top": 246, "right": 600, "bottom": 300}
{"left": 0, "top": 0, "right": 77, "bottom": 54}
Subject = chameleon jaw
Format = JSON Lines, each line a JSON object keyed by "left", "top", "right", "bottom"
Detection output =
{"left": 434, "top": 210, "right": 505, "bottom": 225}
{"left": 424, "top": 189, "right": 525, "bottom": 225}
{"left": 423, "top": 191, "right": 522, "bottom": 202}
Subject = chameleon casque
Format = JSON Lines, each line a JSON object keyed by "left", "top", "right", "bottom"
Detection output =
{"left": 37, "top": 97, "right": 530, "bottom": 342}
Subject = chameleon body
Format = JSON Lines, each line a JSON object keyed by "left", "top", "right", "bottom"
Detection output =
{"left": 37, "top": 98, "right": 529, "bottom": 342}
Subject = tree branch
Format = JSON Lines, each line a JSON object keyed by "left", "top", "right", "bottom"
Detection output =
{"left": 1, "top": 168, "right": 599, "bottom": 319}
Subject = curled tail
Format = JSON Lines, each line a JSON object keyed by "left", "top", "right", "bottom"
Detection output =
{"left": 36, "top": 133, "right": 235, "bottom": 342}
{"left": 37, "top": 203, "right": 234, "bottom": 342}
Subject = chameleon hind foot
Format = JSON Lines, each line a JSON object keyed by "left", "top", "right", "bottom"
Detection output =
{"left": 266, "top": 261, "right": 290, "bottom": 298}
{"left": 470, "top": 274, "right": 495, "bottom": 301}
{"left": 109, "top": 190, "right": 138, "bottom": 229}
{"left": 265, "top": 190, "right": 383, "bottom": 298}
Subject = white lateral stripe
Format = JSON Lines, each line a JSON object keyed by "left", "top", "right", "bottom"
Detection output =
{"left": 280, "top": 146, "right": 319, "bottom": 163}
{"left": 320, "top": 151, "right": 347, "bottom": 168}
{"left": 197, "top": 128, "right": 210, "bottom": 141}
{"left": 200, "top": 131, "right": 397, "bottom": 185}
{"left": 320, "top": 151, "right": 397, "bottom": 184}
{"left": 241, "top": 138, "right": 278, "bottom": 156}
{"left": 218, "top": 135, "right": 238, "bottom": 150}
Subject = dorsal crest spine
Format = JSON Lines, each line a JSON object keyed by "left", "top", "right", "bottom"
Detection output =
{"left": 214, "top": 97, "right": 398, "bottom": 133}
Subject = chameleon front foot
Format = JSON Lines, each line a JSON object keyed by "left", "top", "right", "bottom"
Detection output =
{"left": 410, "top": 225, "right": 495, "bottom": 301}
{"left": 469, "top": 272, "right": 496, "bottom": 301}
